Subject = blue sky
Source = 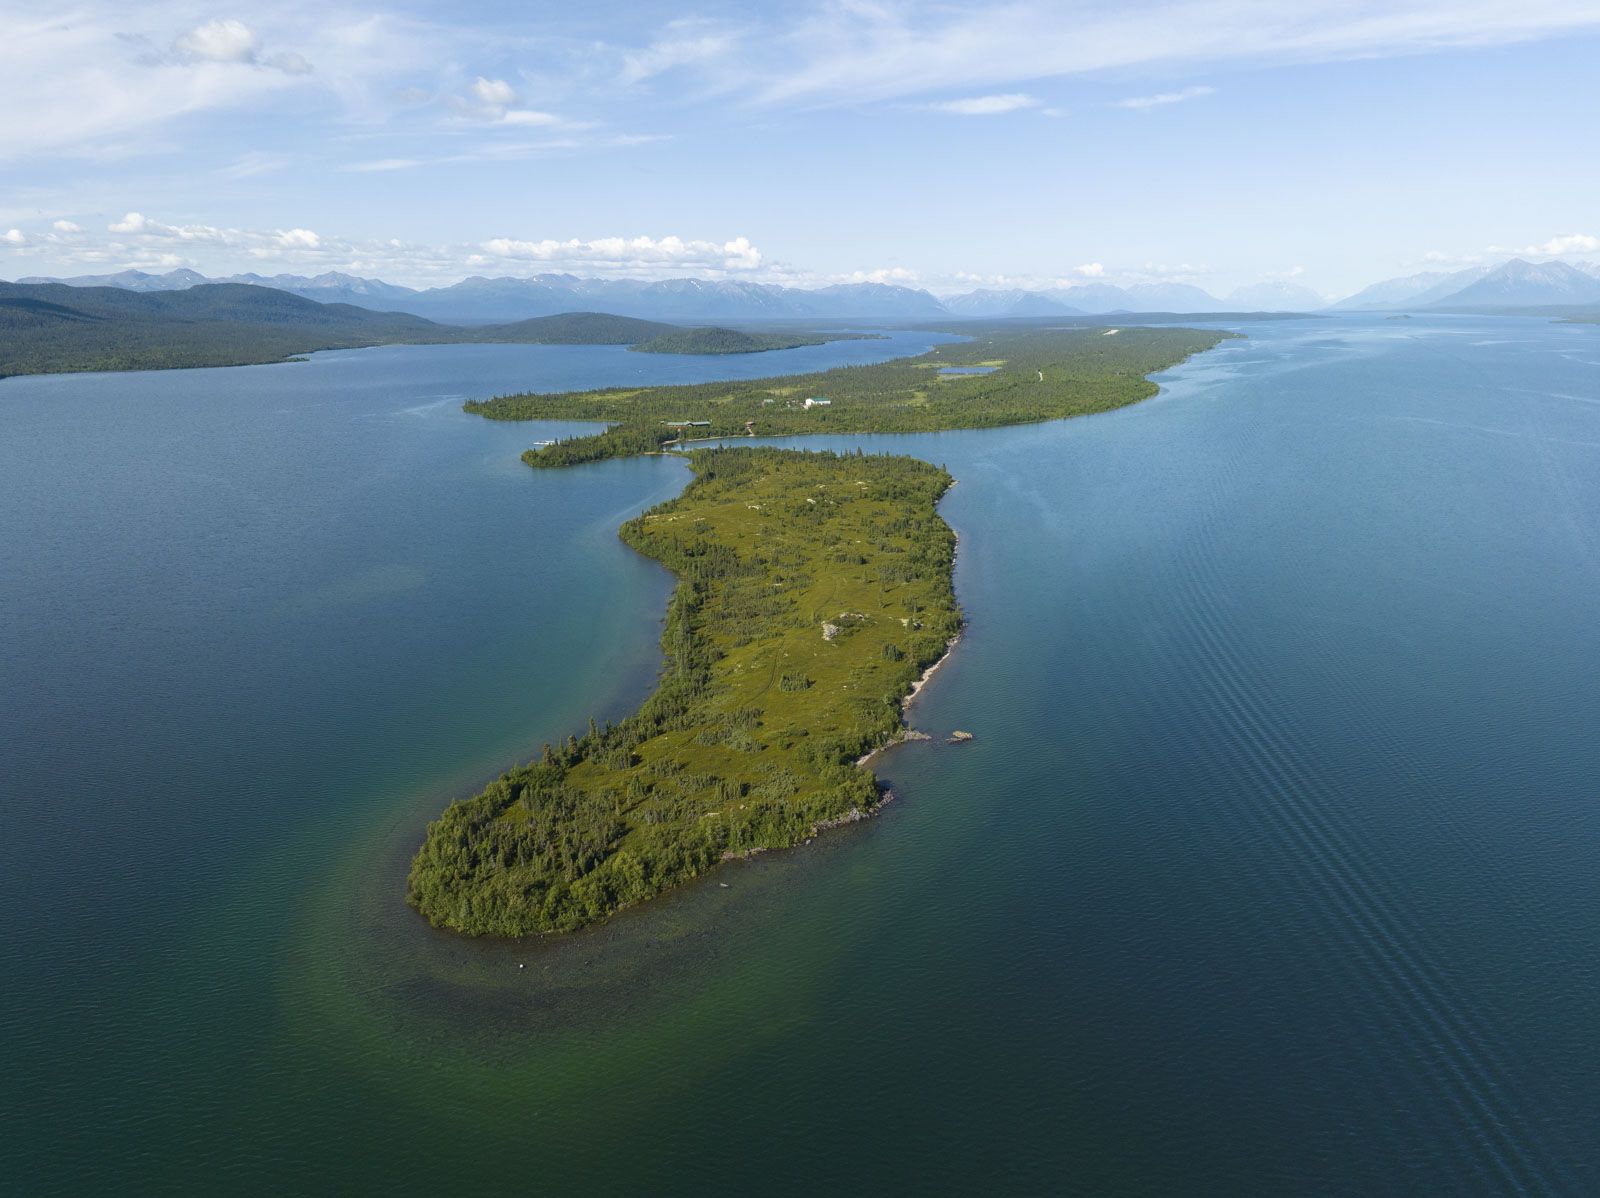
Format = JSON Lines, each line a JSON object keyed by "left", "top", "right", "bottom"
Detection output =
{"left": 5, "top": 0, "right": 1600, "bottom": 298}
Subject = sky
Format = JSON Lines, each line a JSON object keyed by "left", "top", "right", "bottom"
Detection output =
{"left": 4, "top": 0, "right": 1600, "bottom": 300}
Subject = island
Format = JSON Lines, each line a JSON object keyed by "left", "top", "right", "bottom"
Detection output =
{"left": 630, "top": 327, "right": 877, "bottom": 355}
{"left": 409, "top": 324, "right": 1234, "bottom": 935}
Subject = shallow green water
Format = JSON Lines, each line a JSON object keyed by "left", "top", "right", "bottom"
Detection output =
{"left": 5, "top": 319, "right": 1600, "bottom": 1193}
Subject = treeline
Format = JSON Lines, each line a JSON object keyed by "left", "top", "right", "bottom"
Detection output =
{"left": 465, "top": 325, "right": 1235, "bottom": 466}
{"left": 631, "top": 328, "right": 873, "bottom": 355}
{"left": 407, "top": 447, "right": 960, "bottom": 936}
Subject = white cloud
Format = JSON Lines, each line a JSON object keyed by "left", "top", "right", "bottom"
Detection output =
{"left": 164, "top": 18, "right": 312, "bottom": 74}
{"left": 3, "top": 228, "right": 25, "bottom": 245}
{"left": 841, "top": 266, "right": 919, "bottom": 284}
{"left": 53, "top": 220, "right": 81, "bottom": 233}
{"left": 173, "top": 19, "right": 260, "bottom": 65}
{"left": 1114, "top": 85, "right": 1215, "bottom": 110}
{"left": 923, "top": 93, "right": 1037, "bottom": 115}
{"left": 109, "top": 212, "right": 149, "bottom": 234}
{"left": 1075, "top": 262, "right": 1105, "bottom": 277}
{"left": 1486, "top": 232, "right": 1600, "bottom": 257}
{"left": 452, "top": 77, "right": 571, "bottom": 127}
{"left": 471, "top": 76, "right": 519, "bottom": 111}
{"left": 1535, "top": 233, "right": 1600, "bottom": 255}
{"left": 0, "top": 6, "right": 426, "bottom": 159}
{"left": 275, "top": 228, "right": 321, "bottom": 249}
{"left": 480, "top": 233, "right": 763, "bottom": 273}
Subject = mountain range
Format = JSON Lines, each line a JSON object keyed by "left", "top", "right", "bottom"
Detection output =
{"left": 16, "top": 267, "right": 1325, "bottom": 322}
{"left": 14, "top": 257, "right": 1600, "bottom": 322}
{"left": 1330, "top": 259, "right": 1600, "bottom": 310}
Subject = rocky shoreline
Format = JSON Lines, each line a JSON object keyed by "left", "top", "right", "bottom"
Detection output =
{"left": 854, "top": 626, "right": 964, "bottom": 769}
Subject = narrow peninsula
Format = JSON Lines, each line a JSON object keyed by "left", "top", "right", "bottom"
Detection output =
{"left": 468, "top": 325, "right": 1231, "bottom": 467}
{"left": 410, "top": 324, "right": 1233, "bottom": 936}
{"left": 407, "top": 447, "right": 959, "bottom": 935}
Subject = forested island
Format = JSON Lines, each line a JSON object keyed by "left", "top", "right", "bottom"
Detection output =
{"left": 410, "top": 324, "right": 1232, "bottom": 935}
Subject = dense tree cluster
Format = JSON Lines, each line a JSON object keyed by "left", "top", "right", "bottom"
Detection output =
{"left": 631, "top": 328, "right": 872, "bottom": 355}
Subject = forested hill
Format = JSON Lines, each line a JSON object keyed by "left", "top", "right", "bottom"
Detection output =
{"left": 0, "top": 281, "right": 440, "bottom": 376}
{"left": 0, "top": 282, "right": 859, "bottom": 378}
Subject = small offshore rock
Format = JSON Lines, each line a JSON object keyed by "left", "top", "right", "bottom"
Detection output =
{"left": 947, "top": 730, "right": 974, "bottom": 744}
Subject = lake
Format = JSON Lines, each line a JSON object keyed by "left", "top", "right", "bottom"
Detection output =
{"left": 4, "top": 317, "right": 1599, "bottom": 1193}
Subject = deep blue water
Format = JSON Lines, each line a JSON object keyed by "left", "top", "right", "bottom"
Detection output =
{"left": 4, "top": 317, "right": 1600, "bottom": 1194}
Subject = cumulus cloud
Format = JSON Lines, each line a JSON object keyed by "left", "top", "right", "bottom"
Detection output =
{"left": 1485, "top": 232, "right": 1600, "bottom": 257}
{"left": 102, "top": 212, "right": 323, "bottom": 256}
{"left": 173, "top": 19, "right": 260, "bottom": 64}
{"left": 841, "top": 267, "right": 919, "bottom": 284}
{"left": 470, "top": 76, "right": 519, "bottom": 112}
{"left": 450, "top": 76, "right": 566, "bottom": 126}
{"left": 162, "top": 19, "right": 312, "bottom": 74}
{"left": 53, "top": 220, "right": 81, "bottom": 233}
{"left": 923, "top": 93, "right": 1037, "bottom": 115}
{"left": 28, "top": 212, "right": 773, "bottom": 284}
{"left": 275, "top": 228, "right": 321, "bottom": 249}
{"left": 1114, "top": 85, "right": 1215, "bottom": 110}
{"left": 3, "top": 228, "right": 25, "bottom": 245}
{"left": 1533, "top": 233, "right": 1600, "bottom": 255}
{"left": 1075, "top": 262, "right": 1105, "bottom": 277}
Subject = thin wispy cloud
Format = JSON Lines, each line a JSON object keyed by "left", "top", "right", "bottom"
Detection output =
{"left": 1114, "top": 85, "right": 1215, "bottom": 110}
{"left": 621, "top": 19, "right": 739, "bottom": 85}
{"left": 744, "top": 1, "right": 1600, "bottom": 107}
{"left": 923, "top": 93, "right": 1037, "bottom": 115}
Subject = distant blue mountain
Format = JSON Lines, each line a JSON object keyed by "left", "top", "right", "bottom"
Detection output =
{"left": 17, "top": 268, "right": 949, "bottom": 323}
{"left": 1422, "top": 259, "right": 1600, "bottom": 309}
